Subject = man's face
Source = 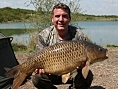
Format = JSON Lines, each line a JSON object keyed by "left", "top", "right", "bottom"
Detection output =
{"left": 52, "top": 8, "right": 71, "bottom": 31}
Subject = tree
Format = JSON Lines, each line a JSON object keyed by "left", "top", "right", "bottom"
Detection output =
{"left": 26, "top": 0, "right": 83, "bottom": 49}
{"left": 26, "top": 0, "right": 82, "bottom": 31}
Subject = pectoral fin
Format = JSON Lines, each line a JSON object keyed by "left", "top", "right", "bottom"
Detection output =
{"left": 62, "top": 73, "right": 70, "bottom": 83}
{"left": 82, "top": 61, "right": 90, "bottom": 79}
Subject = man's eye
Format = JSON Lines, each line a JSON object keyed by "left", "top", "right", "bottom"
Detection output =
{"left": 55, "top": 15, "right": 60, "bottom": 18}
{"left": 63, "top": 15, "right": 68, "bottom": 18}
{"left": 99, "top": 48, "right": 103, "bottom": 51}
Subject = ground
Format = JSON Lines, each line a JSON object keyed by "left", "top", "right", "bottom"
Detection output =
{"left": 14, "top": 47, "right": 118, "bottom": 89}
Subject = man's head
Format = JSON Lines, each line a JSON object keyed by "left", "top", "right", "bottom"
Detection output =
{"left": 51, "top": 3, "right": 71, "bottom": 32}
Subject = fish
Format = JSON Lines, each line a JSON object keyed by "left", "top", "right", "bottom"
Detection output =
{"left": 5, "top": 40, "right": 108, "bottom": 89}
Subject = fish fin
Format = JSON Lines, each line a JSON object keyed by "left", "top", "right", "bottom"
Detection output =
{"left": 82, "top": 61, "right": 90, "bottom": 79}
{"left": 13, "top": 72, "right": 27, "bottom": 89}
{"left": 5, "top": 65, "right": 20, "bottom": 78}
{"left": 5, "top": 65, "right": 27, "bottom": 89}
{"left": 4, "top": 67, "right": 11, "bottom": 72}
{"left": 62, "top": 72, "right": 70, "bottom": 83}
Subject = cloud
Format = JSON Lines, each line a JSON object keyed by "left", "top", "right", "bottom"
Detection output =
{"left": 80, "top": 0, "right": 118, "bottom": 15}
{"left": 0, "top": 0, "right": 34, "bottom": 10}
{"left": 0, "top": 0, "right": 118, "bottom": 15}
{"left": 0, "top": 1, "right": 11, "bottom": 7}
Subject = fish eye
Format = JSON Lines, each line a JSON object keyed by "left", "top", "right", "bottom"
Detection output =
{"left": 99, "top": 48, "right": 103, "bottom": 51}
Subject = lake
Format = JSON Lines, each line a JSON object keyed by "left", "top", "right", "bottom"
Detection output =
{"left": 0, "top": 21, "right": 118, "bottom": 46}
{"left": 76, "top": 21, "right": 118, "bottom": 46}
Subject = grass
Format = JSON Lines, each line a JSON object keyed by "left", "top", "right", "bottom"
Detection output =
{"left": 0, "top": 29, "right": 26, "bottom": 36}
{"left": 12, "top": 43, "right": 35, "bottom": 53}
{"left": 12, "top": 43, "right": 27, "bottom": 52}
{"left": 106, "top": 44, "right": 118, "bottom": 48}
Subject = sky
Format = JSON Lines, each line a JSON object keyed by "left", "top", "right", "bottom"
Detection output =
{"left": 0, "top": 0, "right": 118, "bottom": 15}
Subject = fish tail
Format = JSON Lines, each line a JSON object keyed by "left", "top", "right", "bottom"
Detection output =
{"left": 5, "top": 65, "right": 27, "bottom": 89}
{"left": 12, "top": 72, "right": 27, "bottom": 89}
{"left": 5, "top": 65, "right": 20, "bottom": 78}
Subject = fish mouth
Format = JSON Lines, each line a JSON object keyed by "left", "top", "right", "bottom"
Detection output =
{"left": 91, "top": 56, "right": 108, "bottom": 64}
{"left": 104, "top": 56, "right": 108, "bottom": 59}
{"left": 105, "top": 51, "right": 109, "bottom": 59}
{"left": 100, "top": 55, "right": 108, "bottom": 60}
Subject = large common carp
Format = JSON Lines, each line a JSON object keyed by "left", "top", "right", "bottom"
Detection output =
{"left": 5, "top": 40, "right": 108, "bottom": 89}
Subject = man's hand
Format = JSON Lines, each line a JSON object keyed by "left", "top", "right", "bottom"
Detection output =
{"left": 34, "top": 69, "right": 45, "bottom": 74}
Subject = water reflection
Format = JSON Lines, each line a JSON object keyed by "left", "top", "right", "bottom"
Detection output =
{"left": 0, "top": 22, "right": 30, "bottom": 29}
{"left": 79, "top": 21, "right": 118, "bottom": 46}
{"left": 11, "top": 34, "right": 30, "bottom": 46}
{"left": 82, "top": 29, "right": 118, "bottom": 46}
{"left": 0, "top": 21, "right": 118, "bottom": 46}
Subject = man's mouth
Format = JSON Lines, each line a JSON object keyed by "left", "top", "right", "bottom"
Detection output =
{"left": 58, "top": 24, "right": 64, "bottom": 26}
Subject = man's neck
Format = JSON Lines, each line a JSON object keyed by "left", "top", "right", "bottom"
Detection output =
{"left": 57, "top": 29, "right": 68, "bottom": 40}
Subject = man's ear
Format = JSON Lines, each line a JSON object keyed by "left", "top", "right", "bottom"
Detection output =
{"left": 69, "top": 17, "right": 71, "bottom": 22}
{"left": 51, "top": 16, "right": 54, "bottom": 23}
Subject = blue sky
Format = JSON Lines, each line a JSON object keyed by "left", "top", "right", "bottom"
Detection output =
{"left": 0, "top": 0, "right": 118, "bottom": 15}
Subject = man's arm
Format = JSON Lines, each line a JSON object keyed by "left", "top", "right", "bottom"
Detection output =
{"left": 36, "top": 34, "right": 48, "bottom": 52}
{"left": 76, "top": 29, "right": 86, "bottom": 41}
{"left": 36, "top": 26, "right": 54, "bottom": 52}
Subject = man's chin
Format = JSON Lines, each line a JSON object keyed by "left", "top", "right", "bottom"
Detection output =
{"left": 57, "top": 27, "right": 65, "bottom": 30}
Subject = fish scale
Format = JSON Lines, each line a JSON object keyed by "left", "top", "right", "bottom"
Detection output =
{"left": 5, "top": 40, "right": 108, "bottom": 89}
{"left": 23, "top": 41, "right": 87, "bottom": 74}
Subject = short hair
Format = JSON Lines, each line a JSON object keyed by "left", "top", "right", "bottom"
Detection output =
{"left": 52, "top": 3, "right": 71, "bottom": 18}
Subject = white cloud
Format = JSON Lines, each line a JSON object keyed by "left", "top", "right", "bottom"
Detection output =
{"left": 0, "top": 0, "right": 118, "bottom": 15}
{"left": 80, "top": 0, "right": 118, "bottom": 15}
{"left": 0, "top": 1, "right": 11, "bottom": 7}
{"left": 0, "top": 0, "right": 34, "bottom": 10}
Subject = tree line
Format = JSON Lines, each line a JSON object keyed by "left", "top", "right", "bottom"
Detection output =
{"left": 0, "top": 7, "right": 118, "bottom": 23}
{"left": 0, "top": 7, "right": 35, "bottom": 23}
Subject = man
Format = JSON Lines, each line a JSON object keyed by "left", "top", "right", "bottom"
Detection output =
{"left": 32, "top": 3, "right": 93, "bottom": 89}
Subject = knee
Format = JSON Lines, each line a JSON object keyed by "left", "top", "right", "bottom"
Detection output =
{"left": 86, "top": 70, "right": 93, "bottom": 83}
{"left": 77, "top": 69, "right": 93, "bottom": 81}
{"left": 74, "top": 69, "right": 93, "bottom": 89}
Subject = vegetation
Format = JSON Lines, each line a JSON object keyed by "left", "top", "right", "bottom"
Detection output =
{"left": 12, "top": 43, "right": 35, "bottom": 53}
{"left": 107, "top": 44, "right": 118, "bottom": 48}
{"left": 0, "top": 29, "right": 26, "bottom": 36}
{"left": 12, "top": 43, "right": 27, "bottom": 52}
{"left": 0, "top": 7, "right": 118, "bottom": 23}
{"left": 71, "top": 13, "right": 118, "bottom": 21}
{"left": 0, "top": 7, "right": 35, "bottom": 23}
{"left": 1, "top": 0, "right": 118, "bottom": 52}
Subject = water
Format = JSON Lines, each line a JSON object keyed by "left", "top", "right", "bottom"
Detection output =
{"left": 0, "top": 21, "right": 118, "bottom": 46}
{"left": 0, "top": 22, "right": 30, "bottom": 29}
{"left": 11, "top": 34, "right": 30, "bottom": 46}
{"left": 76, "top": 21, "right": 118, "bottom": 46}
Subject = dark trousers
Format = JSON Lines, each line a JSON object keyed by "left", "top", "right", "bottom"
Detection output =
{"left": 0, "top": 77, "right": 13, "bottom": 89}
{"left": 32, "top": 69, "right": 93, "bottom": 89}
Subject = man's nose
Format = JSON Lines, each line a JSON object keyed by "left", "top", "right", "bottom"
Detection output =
{"left": 59, "top": 16, "right": 63, "bottom": 21}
